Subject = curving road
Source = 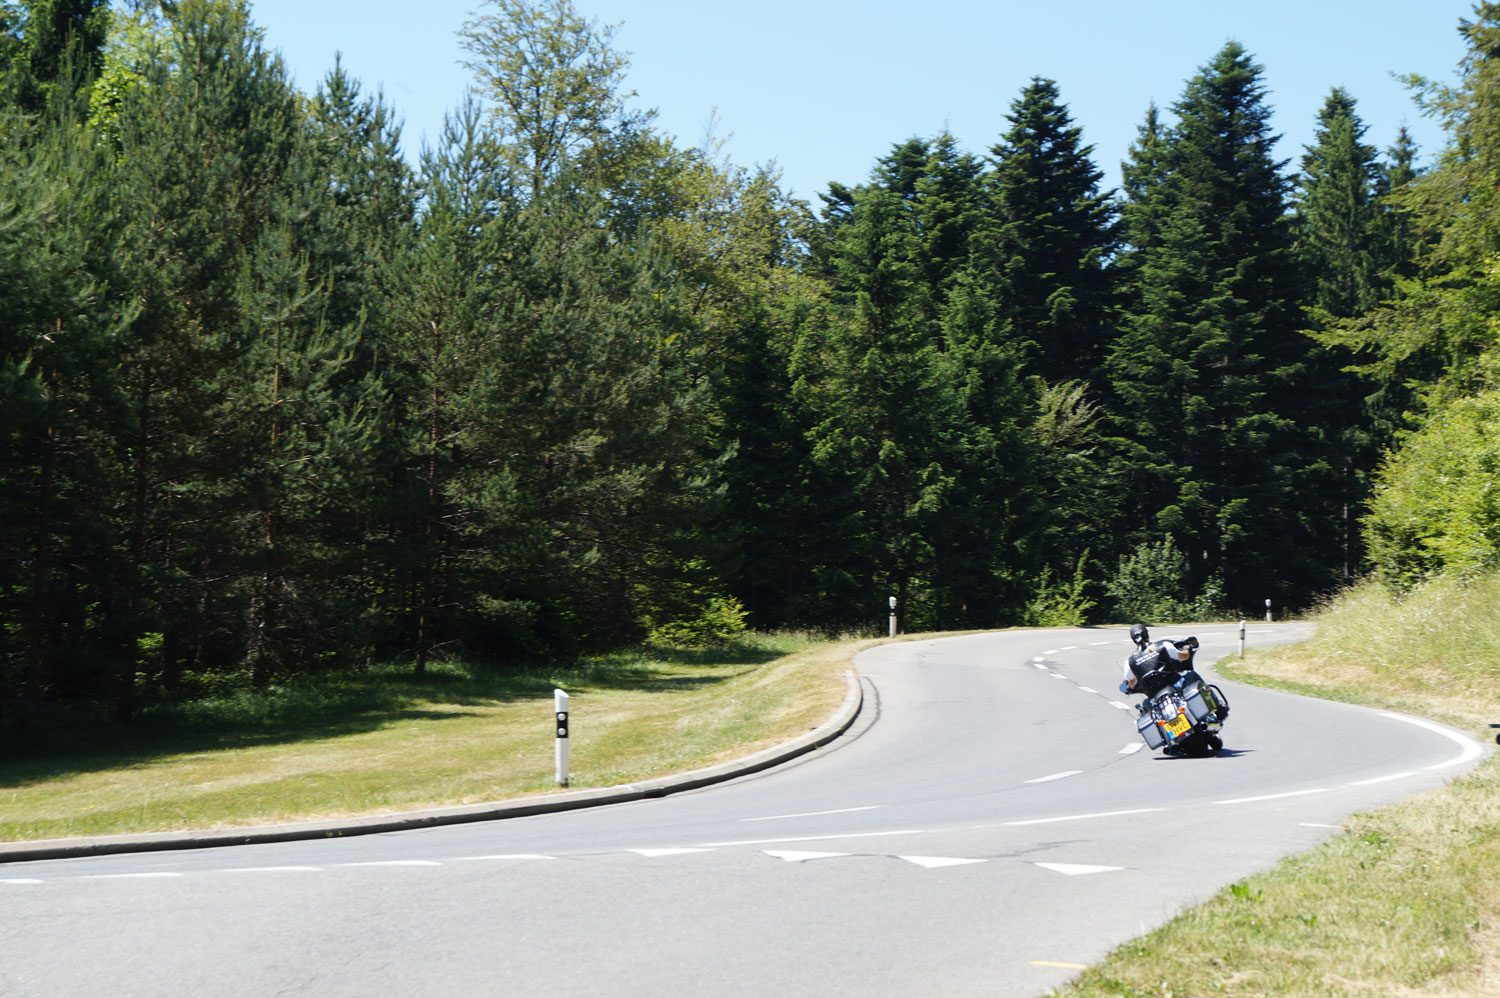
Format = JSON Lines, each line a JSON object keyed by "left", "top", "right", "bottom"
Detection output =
{"left": 1, "top": 624, "right": 1486, "bottom": 997}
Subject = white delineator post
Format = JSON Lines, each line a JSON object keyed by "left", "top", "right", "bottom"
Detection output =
{"left": 1239, "top": 619, "right": 1246, "bottom": 658}
{"left": 1265, "top": 598, "right": 1273, "bottom": 623}
{"left": 554, "top": 688, "right": 569, "bottom": 788}
{"left": 888, "top": 595, "right": 897, "bottom": 639}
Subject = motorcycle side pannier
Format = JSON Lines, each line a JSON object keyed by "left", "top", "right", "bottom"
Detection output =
{"left": 1136, "top": 710, "right": 1166, "bottom": 749}
{"left": 1183, "top": 682, "right": 1227, "bottom": 726}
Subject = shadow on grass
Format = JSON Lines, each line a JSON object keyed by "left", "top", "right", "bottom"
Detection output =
{"left": 0, "top": 638, "right": 792, "bottom": 789}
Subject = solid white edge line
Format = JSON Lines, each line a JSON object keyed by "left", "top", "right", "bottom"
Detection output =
{"left": 1349, "top": 771, "right": 1419, "bottom": 786}
{"left": 700, "top": 829, "right": 925, "bottom": 848}
{"left": 1378, "top": 712, "right": 1485, "bottom": 770}
{"left": 1024, "top": 770, "right": 1083, "bottom": 784}
{"left": 742, "top": 805, "right": 885, "bottom": 822}
{"left": 3, "top": 879, "right": 45, "bottom": 884}
{"left": 1003, "top": 808, "right": 1165, "bottom": 827}
{"left": 454, "top": 854, "right": 554, "bottom": 861}
{"left": 1215, "top": 788, "right": 1331, "bottom": 805}
{"left": 337, "top": 860, "right": 443, "bottom": 867}
{"left": 218, "top": 866, "right": 323, "bottom": 873}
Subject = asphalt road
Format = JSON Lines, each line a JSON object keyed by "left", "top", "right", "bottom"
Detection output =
{"left": 1, "top": 624, "right": 1486, "bottom": 997}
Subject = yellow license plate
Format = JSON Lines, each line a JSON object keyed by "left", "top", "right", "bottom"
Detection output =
{"left": 1165, "top": 714, "right": 1191, "bottom": 737}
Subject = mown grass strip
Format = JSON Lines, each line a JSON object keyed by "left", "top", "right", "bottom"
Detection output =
{"left": 0, "top": 632, "right": 874, "bottom": 843}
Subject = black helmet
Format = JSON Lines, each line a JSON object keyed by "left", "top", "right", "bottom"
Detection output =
{"left": 1129, "top": 622, "right": 1150, "bottom": 648}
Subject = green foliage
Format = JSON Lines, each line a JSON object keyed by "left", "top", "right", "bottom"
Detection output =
{"left": 1105, "top": 536, "right": 1192, "bottom": 622}
{"left": 645, "top": 595, "right": 748, "bottom": 649}
{"left": 1366, "top": 390, "right": 1500, "bottom": 589}
{"left": 1022, "top": 552, "right": 1096, "bottom": 627}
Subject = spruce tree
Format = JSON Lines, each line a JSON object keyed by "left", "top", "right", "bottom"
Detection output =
{"left": 1105, "top": 42, "right": 1318, "bottom": 609}
{"left": 980, "top": 77, "right": 1118, "bottom": 383}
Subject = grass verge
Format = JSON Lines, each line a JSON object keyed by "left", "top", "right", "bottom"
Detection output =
{"left": 1051, "top": 576, "right": 1500, "bottom": 998}
{"left": 0, "top": 631, "right": 875, "bottom": 843}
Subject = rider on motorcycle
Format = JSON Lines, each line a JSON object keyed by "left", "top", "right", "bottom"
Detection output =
{"left": 1118, "top": 622, "right": 1200, "bottom": 699}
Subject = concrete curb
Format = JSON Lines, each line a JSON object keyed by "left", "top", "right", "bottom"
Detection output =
{"left": 0, "top": 669, "right": 865, "bottom": 864}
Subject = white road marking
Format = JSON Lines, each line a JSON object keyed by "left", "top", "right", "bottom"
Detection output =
{"left": 454, "top": 854, "right": 554, "bottom": 861}
{"left": 630, "top": 848, "right": 713, "bottom": 858}
{"left": 1034, "top": 862, "right": 1123, "bottom": 876}
{"left": 1060, "top": 645, "right": 1079, "bottom": 651}
{"left": 1089, "top": 641, "right": 1112, "bottom": 646}
{"left": 764, "top": 850, "right": 848, "bottom": 863}
{"left": 1077, "top": 686, "right": 1098, "bottom": 694}
{"left": 1003, "top": 808, "right": 1165, "bottom": 827}
{"left": 1118, "top": 743, "right": 1144, "bottom": 755}
{"left": 742, "top": 806, "right": 884, "bottom": 822}
{"left": 700, "top": 829, "right": 925, "bottom": 848}
{"left": 1215, "top": 789, "right": 1331, "bottom": 805}
{"left": 217, "top": 866, "right": 322, "bottom": 873}
{"left": 899, "top": 856, "right": 986, "bottom": 869}
{"left": 1379, "top": 712, "right": 1486, "bottom": 770}
{"left": 2, "top": 879, "right": 44, "bottom": 885}
{"left": 1111, "top": 701, "right": 1135, "bottom": 711}
{"left": 1032, "top": 661, "right": 1049, "bottom": 668}
{"left": 1049, "top": 672, "right": 1068, "bottom": 679}
{"left": 337, "top": 860, "right": 442, "bottom": 868}
{"left": 83, "top": 872, "right": 183, "bottom": 879}
{"left": 1025, "top": 770, "right": 1083, "bottom": 784}
{"left": 1044, "top": 649, "right": 1060, "bottom": 655}
{"left": 1349, "top": 772, "right": 1418, "bottom": 786}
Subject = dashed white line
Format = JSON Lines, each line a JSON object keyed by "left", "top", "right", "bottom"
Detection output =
{"left": 1215, "top": 789, "right": 1331, "bottom": 805}
{"left": 742, "top": 806, "right": 884, "bottom": 822}
{"left": 1003, "top": 808, "right": 1165, "bottom": 827}
{"left": 764, "top": 850, "right": 848, "bottom": 863}
{"left": 83, "top": 872, "right": 183, "bottom": 880}
{"left": 701, "top": 830, "right": 926, "bottom": 848}
{"left": 1118, "top": 743, "right": 1144, "bottom": 755}
{"left": 1043, "top": 649, "right": 1060, "bottom": 655}
{"left": 1025, "top": 770, "right": 1083, "bottom": 784}
{"left": 1111, "top": 701, "right": 1135, "bottom": 711}
{"left": 1049, "top": 672, "right": 1068, "bottom": 680}
{"left": 454, "top": 854, "right": 554, "bottom": 861}
{"left": 1077, "top": 686, "right": 1098, "bottom": 694}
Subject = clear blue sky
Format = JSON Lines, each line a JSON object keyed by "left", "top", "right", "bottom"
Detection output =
{"left": 243, "top": 0, "right": 1476, "bottom": 204}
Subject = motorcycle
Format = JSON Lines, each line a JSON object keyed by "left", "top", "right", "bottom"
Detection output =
{"left": 1125, "top": 636, "right": 1231, "bottom": 757}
